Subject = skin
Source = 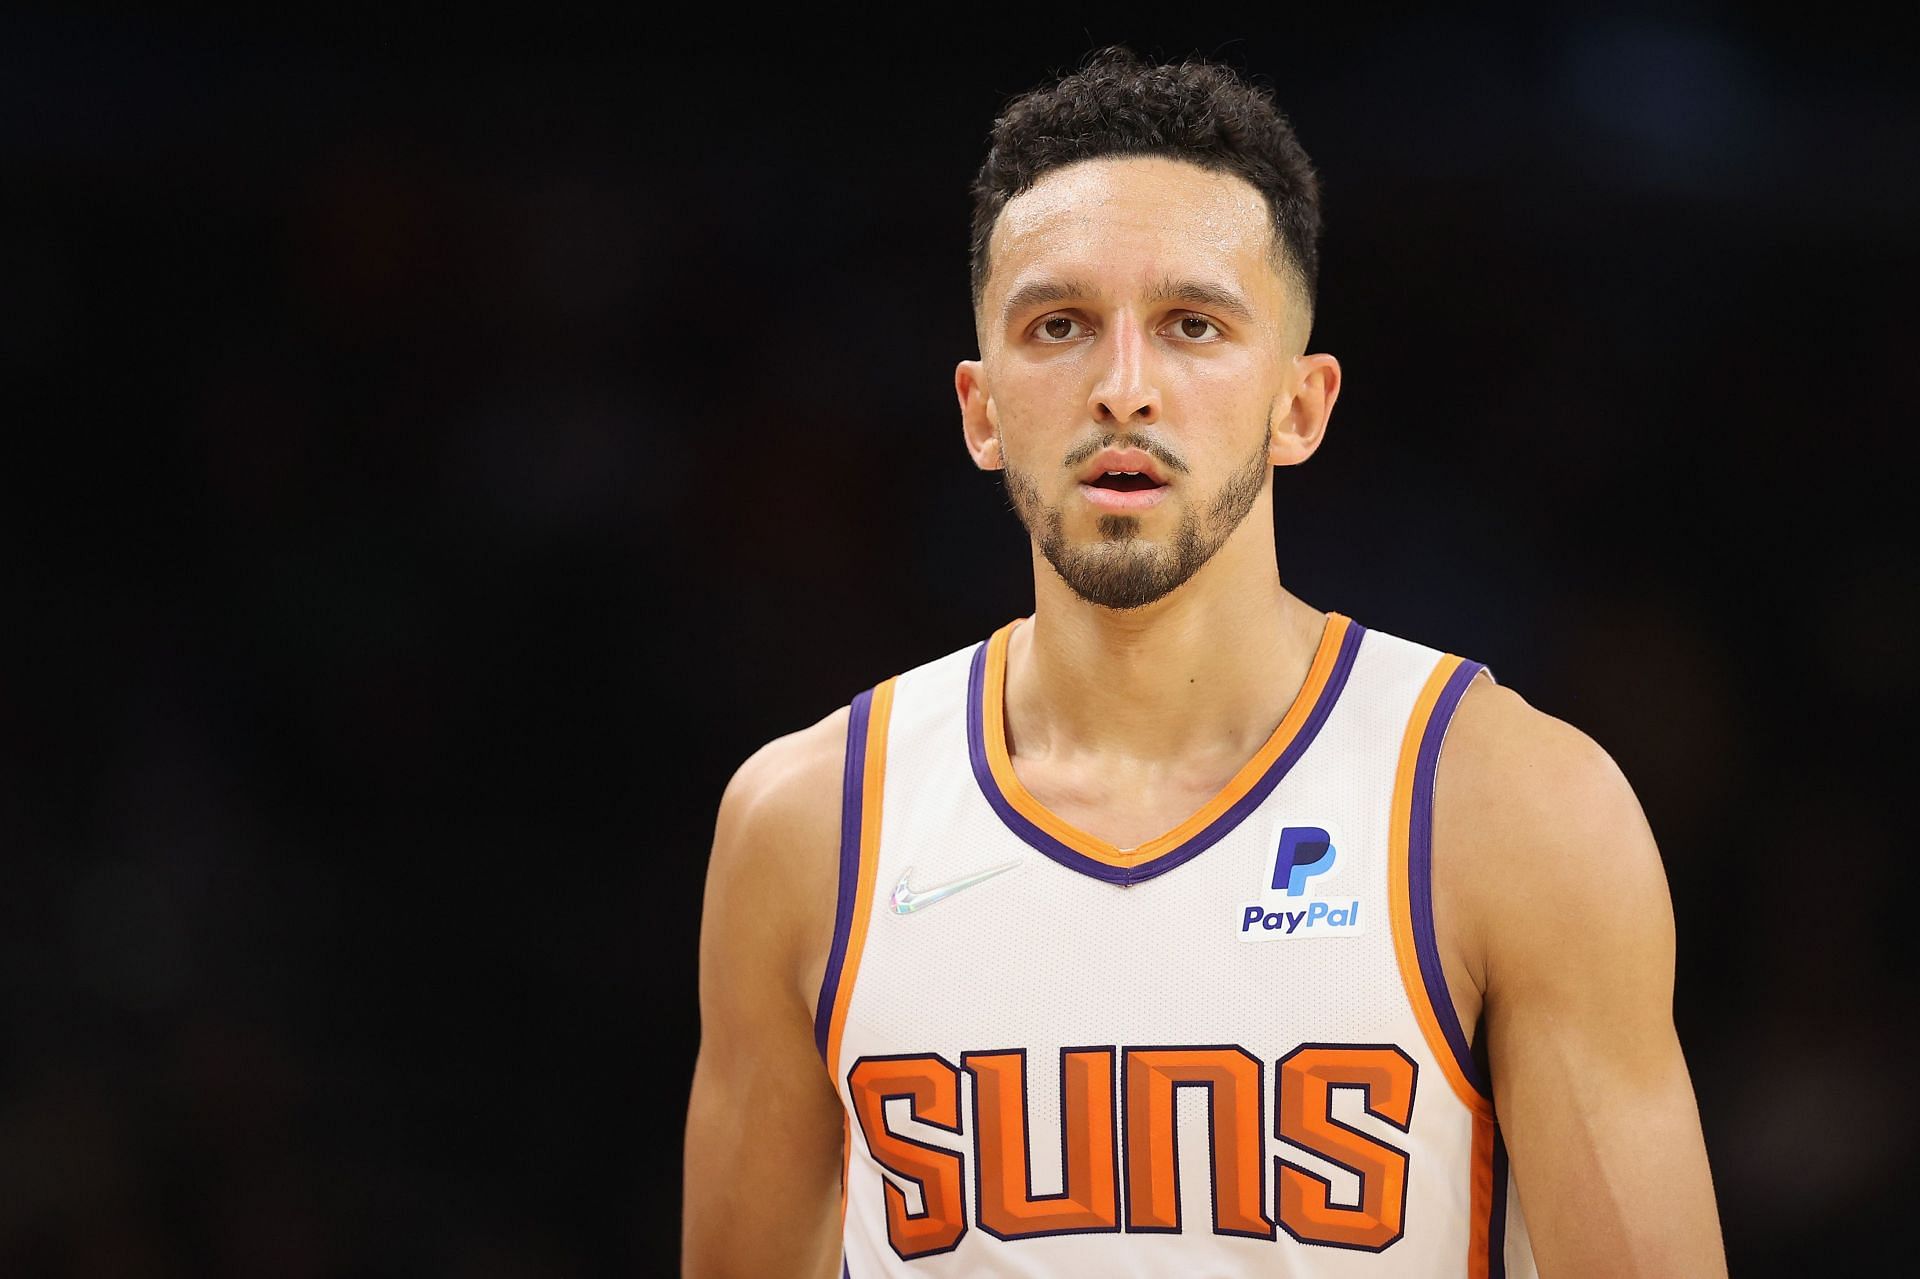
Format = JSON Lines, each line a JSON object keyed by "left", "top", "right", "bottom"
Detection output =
{"left": 684, "top": 154, "right": 1726, "bottom": 1276}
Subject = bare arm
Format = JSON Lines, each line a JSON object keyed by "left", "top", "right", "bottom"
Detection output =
{"left": 1439, "top": 682, "right": 1726, "bottom": 1277}
{"left": 683, "top": 710, "right": 850, "bottom": 1279}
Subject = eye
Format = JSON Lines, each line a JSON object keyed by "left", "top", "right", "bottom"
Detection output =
{"left": 1035, "top": 315, "right": 1087, "bottom": 342}
{"left": 1171, "top": 314, "right": 1221, "bottom": 341}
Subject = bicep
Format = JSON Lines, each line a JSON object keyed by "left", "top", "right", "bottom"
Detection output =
{"left": 1479, "top": 728, "right": 1725, "bottom": 1276}
{"left": 683, "top": 1032, "right": 842, "bottom": 1278}
{"left": 682, "top": 744, "right": 847, "bottom": 1279}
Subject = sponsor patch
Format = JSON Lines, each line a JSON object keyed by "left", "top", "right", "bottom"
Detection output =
{"left": 1236, "top": 823, "right": 1363, "bottom": 941}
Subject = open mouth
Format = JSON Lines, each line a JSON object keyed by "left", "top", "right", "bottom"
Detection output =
{"left": 1088, "top": 471, "right": 1163, "bottom": 493}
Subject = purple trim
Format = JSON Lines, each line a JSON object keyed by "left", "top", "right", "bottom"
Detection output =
{"left": 1488, "top": 1125, "right": 1510, "bottom": 1278}
{"left": 1407, "top": 659, "right": 1492, "bottom": 1099}
{"left": 967, "top": 621, "right": 1365, "bottom": 887}
{"left": 813, "top": 687, "right": 874, "bottom": 1063}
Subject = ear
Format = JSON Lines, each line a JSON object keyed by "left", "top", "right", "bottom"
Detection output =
{"left": 1270, "top": 352, "right": 1341, "bottom": 467}
{"left": 955, "top": 359, "right": 1003, "bottom": 470}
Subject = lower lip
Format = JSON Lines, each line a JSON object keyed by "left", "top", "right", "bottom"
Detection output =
{"left": 1078, "top": 482, "right": 1169, "bottom": 511}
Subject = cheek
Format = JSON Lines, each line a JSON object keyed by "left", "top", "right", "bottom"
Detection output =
{"left": 1186, "top": 364, "right": 1278, "bottom": 434}
{"left": 996, "top": 354, "right": 1090, "bottom": 413}
{"left": 987, "top": 371, "right": 1079, "bottom": 461}
{"left": 1180, "top": 351, "right": 1267, "bottom": 398}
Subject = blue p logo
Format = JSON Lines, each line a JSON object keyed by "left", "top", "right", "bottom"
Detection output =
{"left": 1272, "top": 826, "right": 1335, "bottom": 896}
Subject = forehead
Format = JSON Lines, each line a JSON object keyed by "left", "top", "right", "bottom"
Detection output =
{"left": 986, "top": 155, "right": 1282, "bottom": 307}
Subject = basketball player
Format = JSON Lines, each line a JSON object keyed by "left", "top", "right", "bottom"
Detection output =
{"left": 684, "top": 48, "right": 1725, "bottom": 1277}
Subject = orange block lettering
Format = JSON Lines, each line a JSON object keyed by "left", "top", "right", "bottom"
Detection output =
{"left": 1122, "top": 1046, "right": 1273, "bottom": 1238}
{"left": 1275, "top": 1044, "right": 1417, "bottom": 1251}
{"left": 963, "top": 1048, "right": 1120, "bottom": 1239}
{"left": 847, "top": 1055, "right": 969, "bottom": 1260}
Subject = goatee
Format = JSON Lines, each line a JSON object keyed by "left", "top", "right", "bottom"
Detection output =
{"left": 1005, "top": 431, "right": 1270, "bottom": 611}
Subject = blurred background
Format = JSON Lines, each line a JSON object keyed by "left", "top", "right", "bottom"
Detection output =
{"left": 2, "top": 9, "right": 1911, "bottom": 1275}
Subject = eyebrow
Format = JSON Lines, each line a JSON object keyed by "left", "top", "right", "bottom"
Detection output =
{"left": 1000, "top": 275, "right": 1257, "bottom": 325}
{"left": 1000, "top": 277, "right": 1099, "bottom": 324}
{"left": 1144, "top": 276, "right": 1256, "bottom": 323}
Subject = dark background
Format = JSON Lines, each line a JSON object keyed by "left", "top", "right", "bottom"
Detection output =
{"left": 4, "top": 10, "right": 1912, "bottom": 1276}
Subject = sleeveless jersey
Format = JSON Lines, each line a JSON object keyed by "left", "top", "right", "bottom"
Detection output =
{"left": 813, "top": 613, "right": 1538, "bottom": 1277}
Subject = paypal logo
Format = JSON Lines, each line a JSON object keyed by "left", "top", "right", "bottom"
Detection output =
{"left": 1272, "top": 826, "right": 1336, "bottom": 896}
{"left": 1237, "top": 823, "right": 1363, "bottom": 942}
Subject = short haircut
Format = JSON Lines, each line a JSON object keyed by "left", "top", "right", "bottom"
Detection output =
{"left": 969, "top": 46, "right": 1322, "bottom": 317}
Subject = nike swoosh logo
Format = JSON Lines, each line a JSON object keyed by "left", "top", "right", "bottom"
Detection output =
{"left": 890, "top": 860, "right": 1023, "bottom": 914}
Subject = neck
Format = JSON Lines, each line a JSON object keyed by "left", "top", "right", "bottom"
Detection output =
{"left": 1004, "top": 526, "right": 1328, "bottom": 768}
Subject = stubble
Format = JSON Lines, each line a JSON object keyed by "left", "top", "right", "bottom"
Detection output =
{"left": 1004, "top": 427, "right": 1272, "bottom": 611}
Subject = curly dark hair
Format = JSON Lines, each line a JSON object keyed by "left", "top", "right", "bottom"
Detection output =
{"left": 969, "top": 46, "right": 1321, "bottom": 318}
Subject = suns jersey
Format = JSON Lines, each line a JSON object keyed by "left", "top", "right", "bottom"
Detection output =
{"left": 812, "top": 613, "right": 1538, "bottom": 1277}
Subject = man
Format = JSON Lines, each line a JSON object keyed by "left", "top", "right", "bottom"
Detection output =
{"left": 683, "top": 47, "right": 1725, "bottom": 1277}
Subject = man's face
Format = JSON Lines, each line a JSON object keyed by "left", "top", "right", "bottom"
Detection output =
{"left": 964, "top": 155, "right": 1309, "bottom": 611}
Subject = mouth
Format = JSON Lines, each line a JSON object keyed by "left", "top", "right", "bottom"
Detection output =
{"left": 1073, "top": 446, "right": 1173, "bottom": 511}
{"left": 1087, "top": 471, "right": 1161, "bottom": 493}
{"left": 1079, "top": 470, "right": 1170, "bottom": 511}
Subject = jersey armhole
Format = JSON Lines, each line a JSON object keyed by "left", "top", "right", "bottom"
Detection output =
{"left": 1388, "top": 656, "right": 1496, "bottom": 1116}
{"left": 812, "top": 678, "right": 897, "bottom": 1076}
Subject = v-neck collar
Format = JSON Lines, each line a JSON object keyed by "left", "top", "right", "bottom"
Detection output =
{"left": 965, "top": 612, "right": 1364, "bottom": 886}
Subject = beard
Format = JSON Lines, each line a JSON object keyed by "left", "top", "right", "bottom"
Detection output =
{"left": 1003, "top": 428, "right": 1271, "bottom": 611}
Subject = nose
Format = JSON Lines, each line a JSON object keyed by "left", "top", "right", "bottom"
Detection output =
{"left": 1088, "top": 321, "right": 1161, "bottom": 425}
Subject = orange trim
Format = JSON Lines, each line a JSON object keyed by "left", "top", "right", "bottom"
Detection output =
{"left": 1469, "top": 1112, "right": 1497, "bottom": 1278}
{"left": 980, "top": 613, "right": 1351, "bottom": 868}
{"left": 1388, "top": 655, "right": 1494, "bottom": 1118}
{"left": 825, "top": 677, "right": 897, "bottom": 1082}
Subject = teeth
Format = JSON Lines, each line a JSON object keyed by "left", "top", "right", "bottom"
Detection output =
{"left": 1105, "top": 470, "right": 1142, "bottom": 476}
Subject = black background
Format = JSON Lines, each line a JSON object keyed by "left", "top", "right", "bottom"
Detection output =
{"left": 4, "top": 10, "right": 1912, "bottom": 1275}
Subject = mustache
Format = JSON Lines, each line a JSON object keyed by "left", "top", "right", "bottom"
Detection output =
{"left": 1060, "top": 431, "right": 1192, "bottom": 476}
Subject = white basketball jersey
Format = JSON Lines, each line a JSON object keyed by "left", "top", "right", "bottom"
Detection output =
{"left": 813, "top": 613, "right": 1538, "bottom": 1277}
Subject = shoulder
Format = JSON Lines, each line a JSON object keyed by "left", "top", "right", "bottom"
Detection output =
{"left": 1440, "top": 676, "right": 1650, "bottom": 846}
{"left": 714, "top": 704, "right": 851, "bottom": 862}
{"left": 701, "top": 705, "right": 853, "bottom": 1004}
{"left": 1434, "top": 676, "right": 1674, "bottom": 991}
